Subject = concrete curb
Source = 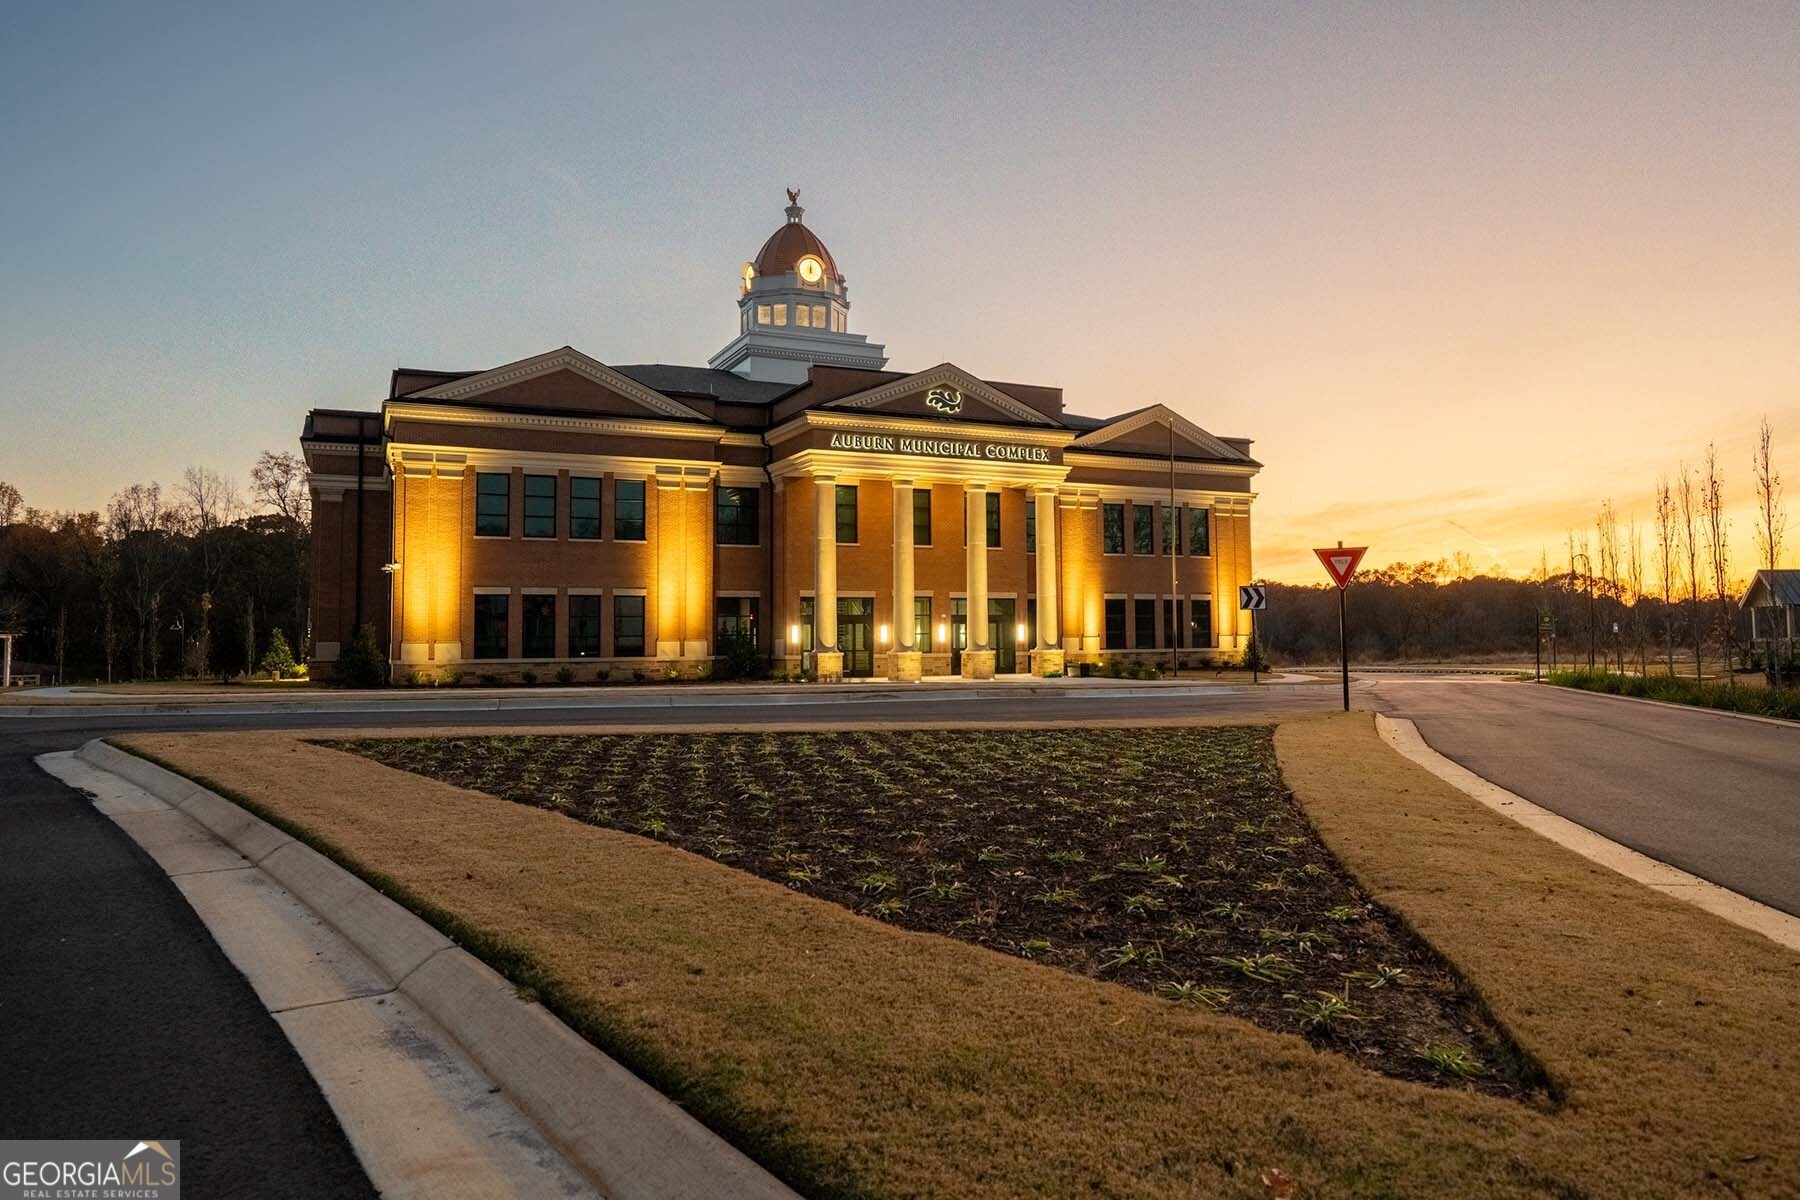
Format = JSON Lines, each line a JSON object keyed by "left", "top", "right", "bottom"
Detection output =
{"left": 1374, "top": 715, "right": 1800, "bottom": 952}
{"left": 74, "top": 738, "right": 799, "bottom": 1200}
{"left": 4, "top": 680, "right": 1252, "bottom": 720}
{"left": 1530, "top": 678, "right": 1800, "bottom": 729}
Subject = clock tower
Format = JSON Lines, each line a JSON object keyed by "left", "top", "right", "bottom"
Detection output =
{"left": 708, "top": 190, "right": 888, "bottom": 384}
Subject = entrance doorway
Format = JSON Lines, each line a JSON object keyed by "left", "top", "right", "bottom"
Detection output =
{"left": 839, "top": 597, "right": 874, "bottom": 678}
{"left": 949, "top": 598, "right": 968, "bottom": 674}
{"left": 989, "top": 598, "right": 1017, "bottom": 674}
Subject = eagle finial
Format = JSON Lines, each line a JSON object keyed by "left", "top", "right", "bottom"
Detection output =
{"left": 786, "top": 187, "right": 800, "bottom": 206}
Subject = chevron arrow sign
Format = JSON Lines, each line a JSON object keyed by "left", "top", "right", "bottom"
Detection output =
{"left": 1238, "top": 585, "right": 1267, "bottom": 611}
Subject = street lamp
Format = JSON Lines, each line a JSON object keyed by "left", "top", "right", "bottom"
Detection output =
{"left": 382, "top": 562, "right": 401, "bottom": 684}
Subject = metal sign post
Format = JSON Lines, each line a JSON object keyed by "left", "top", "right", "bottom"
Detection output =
{"left": 1312, "top": 544, "right": 1367, "bottom": 712}
{"left": 1238, "top": 585, "right": 1267, "bottom": 685}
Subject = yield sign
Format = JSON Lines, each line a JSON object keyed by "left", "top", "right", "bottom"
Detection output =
{"left": 1313, "top": 545, "right": 1367, "bottom": 590}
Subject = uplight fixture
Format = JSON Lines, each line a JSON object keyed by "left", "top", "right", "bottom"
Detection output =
{"left": 878, "top": 623, "right": 890, "bottom": 646}
{"left": 1016, "top": 622, "right": 1027, "bottom": 642}
{"left": 788, "top": 623, "right": 800, "bottom": 647}
{"left": 936, "top": 622, "right": 947, "bottom": 643}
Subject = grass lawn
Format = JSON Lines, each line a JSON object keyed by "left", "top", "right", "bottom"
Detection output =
{"left": 1547, "top": 667, "right": 1800, "bottom": 720}
{"left": 335, "top": 727, "right": 1533, "bottom": 1095}
{"left": 120, "top": 715, "right": 1800, "bottom": 1199}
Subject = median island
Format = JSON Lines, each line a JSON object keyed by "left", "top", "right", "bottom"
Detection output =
{"left": 117, "top": 713, "right": 1800, "bottom": 1199}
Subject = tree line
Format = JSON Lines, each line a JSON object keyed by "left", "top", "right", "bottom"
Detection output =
{"left": 1258, "top": 415, "right": 1791, "bottom": 677}
{"left": 0, "top": 453, "right": 311, "bottom": 683}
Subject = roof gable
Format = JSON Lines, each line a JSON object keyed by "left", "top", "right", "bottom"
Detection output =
{"left": 407, "top": 348, "right": 710, "bottom": 423}
{"left": 1069, "top": 404, "right": 1253, "bottom": 463}
{"left": 1742, "top": 569, "right": 1800, "bottom": 608}
{"left": 820, "top": 362, "right": 1056, "bottom": 427}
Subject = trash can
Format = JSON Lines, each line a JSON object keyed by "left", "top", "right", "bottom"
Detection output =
{"left": 1077, "top": 661, "right": 1096, "bottom": 678}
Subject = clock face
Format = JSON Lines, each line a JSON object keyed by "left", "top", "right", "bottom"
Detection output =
{"left": 797, "top": 255, "right": 824, "bottom": 284}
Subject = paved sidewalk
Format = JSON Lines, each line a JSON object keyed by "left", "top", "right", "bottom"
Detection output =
{"left": 0, "top": 736, "right": 375, "bottom": 1198}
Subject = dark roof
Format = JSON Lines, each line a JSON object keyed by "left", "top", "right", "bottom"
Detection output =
{"left": 1743, "top": 569, "right": 1800, "bottom": 608}
{"left": 611, "top": 364, "right": 793, "bottom": 405}
{"left": 1061, "top": 412, "right": 1108, "bottom": 431}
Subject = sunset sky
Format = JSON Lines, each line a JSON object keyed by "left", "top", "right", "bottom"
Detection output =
{"left": 2, "top": 3, "right": 1795, "bottom": 583}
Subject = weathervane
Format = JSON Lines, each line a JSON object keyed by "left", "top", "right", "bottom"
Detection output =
{"left": 786, "top": 187, "right": 800, "bottom": 205}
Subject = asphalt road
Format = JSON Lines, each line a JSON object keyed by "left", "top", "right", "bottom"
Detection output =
{"left": 1370, "top": 679, "right": 1800, "bottom": 917}
{"left": 0, "top": 731, "right": 377, "bottom": 1198}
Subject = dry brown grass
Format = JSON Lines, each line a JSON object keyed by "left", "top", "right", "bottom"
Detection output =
{"left": 121, "top": 714, "right": 1800, "bottom": 1199}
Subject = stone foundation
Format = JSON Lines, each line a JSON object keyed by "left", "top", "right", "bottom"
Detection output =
{"left": 959, "top": 648, "right": 997, "bottom": 680}
{"left": 814, "top": 650, "right": 845, "bottom": 683}
{"left": 1031, "top": 648, "right": 1066, "bottom": 677}
{"left": 892, "top": 650, "right": 924, "bottom": 681}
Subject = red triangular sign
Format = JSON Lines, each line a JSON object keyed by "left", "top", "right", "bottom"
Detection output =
{"left": 1313, "top": 545, "right": 1367, "bottom": 590}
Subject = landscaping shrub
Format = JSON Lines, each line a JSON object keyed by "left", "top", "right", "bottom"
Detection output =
{"left": 555, "top": 666, "right": 575, "bottom": 685}
{"left": 1547, "top": 668, "right": 1800, "bottom": 721}
{"left": 716, "top": 628, "right": 764, "bottom": 679}
{"left": 258, "top": 628, "right": 298, "bottom": 680}
{"left": 521, "top": 668, "right": 539, "bottom": 685}
{"left": 334, "top": 623, "right": 387, "bottom": 687}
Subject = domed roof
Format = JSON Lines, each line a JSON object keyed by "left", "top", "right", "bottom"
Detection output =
{"left": 751, "top": 192, "right": 838, "bottom": 279}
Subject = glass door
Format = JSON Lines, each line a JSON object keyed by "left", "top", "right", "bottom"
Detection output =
{"left": 989, "top": 598, "right": 1017, "bottom": 674}
{"left": 839, "top": 597, "right": 874, "bottom": 678}
{"left": 949, "top": 598, "right": 968, "bottom": 674}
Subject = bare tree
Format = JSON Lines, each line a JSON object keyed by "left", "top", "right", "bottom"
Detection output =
{"left": 179, "top": 467, "right": 243, "bottom": 676}
{"left": 1702, "top": 444, "right": 1733, "bottom": 685}
{"left": 251, "top": 450, "right": 311, "bottom": 652}
{"left": 107, "top": 483, "right": 180, "bottom": 678}
{"left": 1627, "top": 516, "right": 1646, "bottom": 675}
{"left": 1596, "top": 500, "right": 1622, "bottom": 670}
{"left": 0, "top": 481, "right": 21, "bottom": 526}
{"left": 1752, "top": 414, "right": 1789, "bottom": 683}
{"left": 251, "top": 451, "right": 311, "bottom": 525}
{"left": 1678, "top": 464, "right": 1703, "bottom": 681}
{"left": 1654, "top": 476, "right": 1679, "bottom": 675}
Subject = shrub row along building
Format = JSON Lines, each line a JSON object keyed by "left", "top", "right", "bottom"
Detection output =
{"left": 302, "top": 193, "right": 1260, "bottom": 681}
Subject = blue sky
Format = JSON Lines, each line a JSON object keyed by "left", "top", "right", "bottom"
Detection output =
{"left": 3, "top": 2, "right": 1796, "bottom": 578}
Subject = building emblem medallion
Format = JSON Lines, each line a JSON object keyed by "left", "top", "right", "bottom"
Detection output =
{"left": 925, "top": 386, "right": 964, "bottom": 415}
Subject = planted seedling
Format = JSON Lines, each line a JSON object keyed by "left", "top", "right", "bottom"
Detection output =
{"left": 1157, "top": 980, "right": 1231, "bottom": 1009}
{"left": 1416, "top": 1043, "right": 1484, "bottom": 1078}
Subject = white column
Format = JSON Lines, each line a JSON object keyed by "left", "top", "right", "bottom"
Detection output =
{"left": 814, "top": 476, "right": 838, "bottom": 651}
{"left": 1034, "top": 487, "right": 1059, "bottom": 649}
{"left": 966, "top": 483, "right": 989, "bottom": 649}
{"left": 894, "top": 479, "right": 916, "bottom": 650}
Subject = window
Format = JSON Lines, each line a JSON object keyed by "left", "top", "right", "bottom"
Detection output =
{"left": 1134, "top": 598, "right": 1157, "bottom": 649}
{"left": 772, "top": 303, "right": 787, "bottom": 326}
{"left": 521, "top": 593, "right": 556, "bottom": 657}
{"left": 1190, "top": 598, "right": 1213, "bottom": 648}
{"left": 569, "top": 595, "right": 600, "bottom": 656}
{"left": 835, "top": 484, "right": 857, "bottom": 544}
{"left": 716, "top": 596, "right": 759, "bottom": 644}
{"left": 798, "top": 596, "right": 815, "bottom": 652}
{"left": 716, "top": 486, "right": 759, "bottom": 545}
{"left": 473, "top": 594, "right": 509, "bottom": 658}
{"left": 913, "top": 488, "right": 932, "bottom": 546}
{"left": 811, "top": 304, "right": 826, "bottom": 328}
{"left": 1104, "top": 598, "right": 1127, "bottom": 649}
{"left": 613, "top": 594, "right": 645, "bottom": 656}
{"left": 570, "top": 477, "right": 601, "bottom": 540}
{"left": 1163, "top": 506, "right": 1179, "bottom": 555}
{"left": 614, "top": 479, "right": 646, "bottom": 541}
{"left": 523, "top": 475, "right": 556, "bottom": 538}
{"left": 1103, "top": 503, "right": 1125, "bottom": 554}
{"left": 985, "top": 492, "right": 1001, "bottom": 548}
{"left": 475, "top": 472, "right": 510, "bottom": 537}
{"left": 1188, "top": 507, "right": 1211, "bottom": 556}
{"left": 1133, "top": 504, "right": 1153, "bottom": 554}
{"left": 794, "top": 305, "right": 811, "bottom": 328}
{"left": 914, "top": 596, "right": 932, "bottom": 652}
{"left": 1025, "top": 502, "right": 1036, "bottom": 554}
{"left": 756, "top": 303, "right": 771, "bottom": 325}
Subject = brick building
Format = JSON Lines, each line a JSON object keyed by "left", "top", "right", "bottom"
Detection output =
{"left": 301, "top": 193, "right": 1261, "bottom": 681}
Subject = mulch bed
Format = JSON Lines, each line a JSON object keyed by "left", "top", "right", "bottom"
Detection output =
{"left": 331, "top": 725, "right": 1538, "bottom": 1097}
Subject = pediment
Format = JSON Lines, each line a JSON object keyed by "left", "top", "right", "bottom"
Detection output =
{"left": 821, "top": 363, "right": 1056, "bottom": 427}
{"left": 409, "top": 348, "right": 709, "bottom": 423}
{"left": 1070, "top": 405, "right": 1249, "bottom": 462}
